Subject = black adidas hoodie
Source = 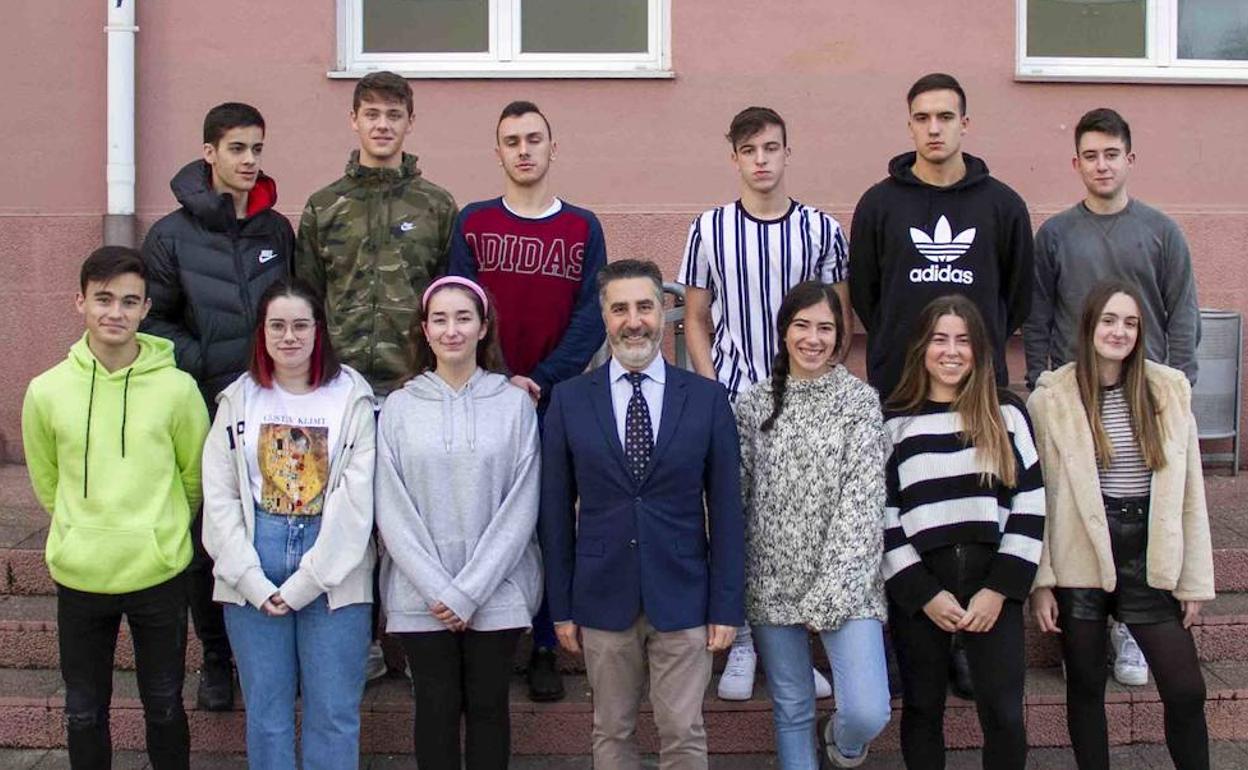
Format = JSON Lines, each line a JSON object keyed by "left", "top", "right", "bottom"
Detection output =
{"left": 848, "top": 152, "right": 1034, "bottom": 400}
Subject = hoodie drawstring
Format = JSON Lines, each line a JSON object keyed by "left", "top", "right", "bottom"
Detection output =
{"left": 441, "top": 387, "right": 454, "bottom": 453}
{"left": 465, "top": 382, "right": 477, "bottom": 451}
{"left": 82, "top": 362, "right": 135, "bottom": 497}
{"left": 436, "top": 375, "right": 478, "bottom": 453}
{"left": 121, "top": 368, "right": 132, "bottom": 457}
{"left": 83, "top": 361, "right": 97, "bottom": 498}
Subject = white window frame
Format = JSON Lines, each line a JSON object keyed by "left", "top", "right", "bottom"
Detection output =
{"left": 1016, "top": 0, "right": 1248, "bottom": 84}
{"left": 331, "top": 0, "right": 672, "bottom": 79}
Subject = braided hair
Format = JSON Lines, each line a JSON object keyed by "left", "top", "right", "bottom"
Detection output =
{"left": 760, "top": 281, "right": 847, "bottom": 432}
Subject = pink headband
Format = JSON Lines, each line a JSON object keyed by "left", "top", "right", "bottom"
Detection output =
{"left": 422, "top": 276, "right": 489, "bottom": 315}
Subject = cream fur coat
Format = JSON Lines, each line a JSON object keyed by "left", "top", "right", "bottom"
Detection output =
{"left": 1027, "top": 361, "right": 1214, "bottom": 601}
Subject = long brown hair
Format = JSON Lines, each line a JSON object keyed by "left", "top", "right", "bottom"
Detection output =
{"left": 760, "top": 281, "right": 847, "bottom": 432}
{"left": 888, "top": 295, "right": 1016, "bottom": 487}
{"left": 1074, "top": 281, "right": 1166, "bottom": 470}
{"left": 408, "top": 284, "right": 507, "bottom": 377}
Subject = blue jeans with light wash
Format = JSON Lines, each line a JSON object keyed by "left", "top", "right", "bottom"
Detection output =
{"left": 752, "top": 619, "right": 891, "bottom": 770}
{"left": 223, "top": 509, "right": 371, "bottom": 770}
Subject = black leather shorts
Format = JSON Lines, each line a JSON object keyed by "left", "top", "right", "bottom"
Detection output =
{"left": 1054, "top": 496, "right": 1182, "bottom": 625}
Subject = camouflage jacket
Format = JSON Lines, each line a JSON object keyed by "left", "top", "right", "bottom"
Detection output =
{"left": 295, "top": 151, "right": 457, "bottom": 395}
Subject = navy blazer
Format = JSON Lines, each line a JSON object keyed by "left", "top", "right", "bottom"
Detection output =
{"left": 539, "top": 359, "right": 745, "bottom": 632}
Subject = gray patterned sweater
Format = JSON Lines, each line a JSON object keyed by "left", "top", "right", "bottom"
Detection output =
{"left": 736, "top": 366, "right": 888, "bottom": 630}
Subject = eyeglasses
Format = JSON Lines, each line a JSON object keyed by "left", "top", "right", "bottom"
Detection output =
{"left": 266, "top": 320, "right": 315, "bottom": 337}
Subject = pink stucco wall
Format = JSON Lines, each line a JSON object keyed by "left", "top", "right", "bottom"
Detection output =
{"left": 2, "top": 1, "right": 1246, "bottom": 461}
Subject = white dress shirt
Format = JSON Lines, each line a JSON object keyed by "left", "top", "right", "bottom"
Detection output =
{"left": 608, "top": 354, "right": 665, "bottom": 448}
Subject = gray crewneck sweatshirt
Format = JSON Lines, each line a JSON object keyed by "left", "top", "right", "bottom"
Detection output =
{"left": 1023, "top": 199, "right": 1200, "bottom": 388}
{"left": 374, "top": 368, "right": 542, "bottom": 632}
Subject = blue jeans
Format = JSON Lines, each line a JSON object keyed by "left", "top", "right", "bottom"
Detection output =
{"left": 752, "top": 620, "right": 891, "bottom": 770}
{"left": 223, "top": 509, "right": 371, "bottom": 770}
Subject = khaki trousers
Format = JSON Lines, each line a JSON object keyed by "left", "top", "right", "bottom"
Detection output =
{"left": 581, "top": 615, "right": 712, "bottom": 770}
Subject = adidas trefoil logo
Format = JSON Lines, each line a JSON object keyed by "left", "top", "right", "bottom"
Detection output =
{"left": 909, "top": 215, "right": 976, "bottom": 285}
{"left": 910, "top": 215, "right": 976, "bottom": 262}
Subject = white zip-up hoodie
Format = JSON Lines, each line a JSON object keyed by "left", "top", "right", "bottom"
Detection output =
{"left": 202, "top": 366, "right": 377, "bottom": 611}
{"left": 375, "top": 368, "right": 541, "bottom": 632}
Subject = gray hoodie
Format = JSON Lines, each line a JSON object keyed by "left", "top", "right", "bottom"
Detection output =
{"left": 375, "top": 368, "right": 541, "bottom": 632}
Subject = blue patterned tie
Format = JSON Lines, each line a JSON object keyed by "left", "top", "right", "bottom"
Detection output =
{"left": 625, "top": 372, "right": 653, "bottom": 481}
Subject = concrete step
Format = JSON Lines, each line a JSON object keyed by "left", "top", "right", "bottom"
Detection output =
{"left": 5, "top": 467, "right": 1248, "bottom": 596}
{"left": 0, "top": 593, "right": 585, "bottom": 674}
{"left": 4, "top": 591, "right": 1248, "bottom": 675}
{"left": 6, "top": 743, "right": 1248, "bottom": 769}
{"left": 2, "top": 665, "right": 1248, "bottom": 755}
{"left": 1023, "top": 591, "right": 1248, "bottom": 667}
{"left": 5, "top": 536, "right": 1248, "bottom": 597}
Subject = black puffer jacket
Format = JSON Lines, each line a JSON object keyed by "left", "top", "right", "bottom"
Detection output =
{"left": 141, "top": 160, "right": 293, "bottom": 407}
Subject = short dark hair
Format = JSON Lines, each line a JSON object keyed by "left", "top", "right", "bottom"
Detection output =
{"left": 353, "top": 71, "right": 413, "bottom": 116}
{"left": 497, "top": 100, "right": 552, "bottom": 141}
{"left": 248, "top": 277, "right": 342, "bottom": 389}
{"left": 80, "top": 246, "right": 146, "bottom": 296}
{"left": 203, "top": 102, "right": 266, "bottom": 147}
{"left": 727, "top": 106, "right": 787, "bottom": 150}
{"left": 907, "top": 73, "right": 966, "bottom": 116}
{"left": 597, "top": 259, "right": 664, "bottom": 304}
{"left": 1075, "top": 107, "right": 1132, "bottom": 153}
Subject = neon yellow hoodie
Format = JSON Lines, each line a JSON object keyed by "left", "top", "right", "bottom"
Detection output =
{"left": 21, "top": 332, "right": 210, "bottom": 594}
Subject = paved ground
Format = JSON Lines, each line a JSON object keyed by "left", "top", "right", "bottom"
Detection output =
{"left": 1206, "top": 473, "right": 1248, "bottom": 549}
{"left": 3, "top": 743, "right": 1248, "bottom": 768}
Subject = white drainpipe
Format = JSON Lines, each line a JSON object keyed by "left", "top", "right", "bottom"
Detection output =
{"left": 104, "top": 0, "right": 137, "bottom": 247}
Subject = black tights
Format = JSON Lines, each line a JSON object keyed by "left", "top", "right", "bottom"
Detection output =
{"left": 1061, "top": 618, "right": 1208, "bottom": 770}
{"left": 398, "top": 628, "right": 523, "bottom": 770}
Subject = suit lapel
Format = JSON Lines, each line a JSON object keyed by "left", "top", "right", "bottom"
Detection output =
{"left": 589, "top": 365, "right": 630, "bottom": 473}
{"left": 640, "top": 362, "right": 686, "bottom": 486}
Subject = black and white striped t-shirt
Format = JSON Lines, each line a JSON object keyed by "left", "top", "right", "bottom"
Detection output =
{"left": 1097, "top": 386, "right": 1152, "bottom": 497}
{"left": 882, "top": 392, "right": 1046, "bottom": 613}
{"left": 677, "top": 200, "right": 848, "bottom": 400}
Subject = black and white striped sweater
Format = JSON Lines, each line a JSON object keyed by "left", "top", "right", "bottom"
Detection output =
{"left": 882, "top": 391, "right": 1046, "bottom": 614}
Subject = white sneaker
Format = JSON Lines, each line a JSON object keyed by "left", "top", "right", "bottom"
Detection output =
{"left": 819, "top": 714, "right": 869, "bottom": 768}
{"left": 717, "top": 645, "right": 757, "bottom": 700}
{"left": 365, "top": 640, "right": 388, "bottom": 682}
{"left": 1110, "top": 621, "right": 1148, "bottom": 686}
{"left": 814, "top": 667, "right": 832, "bottom": 699}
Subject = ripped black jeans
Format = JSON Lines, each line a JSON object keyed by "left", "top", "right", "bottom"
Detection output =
{"left": 57, "top": 573, "right": 190, "bottom": 770}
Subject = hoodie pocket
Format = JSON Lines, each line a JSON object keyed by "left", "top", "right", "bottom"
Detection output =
{"left": 435, "top": 539, "right": 469, "bottom": 578}
{"left": 48, "top": 525, "right": 185, "bottom": 590}
{"left": 501, "top": 547, "right": 543, "bottom": 616}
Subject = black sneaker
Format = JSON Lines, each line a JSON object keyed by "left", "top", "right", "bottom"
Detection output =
{"left": 527, "top": 647, "right": 565, "bottom": 702}
{"left": 197, "top": 656, "right": 234, "bottom": 711}
{"left": 949, "top": 637, "right": 974, "bottom": 701}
